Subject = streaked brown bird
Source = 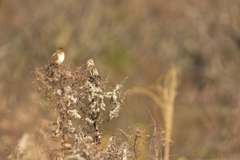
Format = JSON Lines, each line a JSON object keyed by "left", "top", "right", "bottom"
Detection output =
{"left": 87, "top": 58, "right": 102, "bottom": 80}
{"left": 45, "top": 48, "right": 65, "bottom": 71}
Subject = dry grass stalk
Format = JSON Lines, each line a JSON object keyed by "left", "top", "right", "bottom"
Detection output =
{"left": 129, "top": 67, "right": 179, "bottom": 160}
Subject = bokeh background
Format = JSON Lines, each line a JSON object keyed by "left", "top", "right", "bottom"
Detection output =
{"left": 1, "top": 0, "right": 240, "bottom": 159}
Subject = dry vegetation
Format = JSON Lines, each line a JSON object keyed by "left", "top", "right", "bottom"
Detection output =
{"left": 129, "top": 67, "right": 178, "bottom": 160}
{"left": 1, "top": 0, "right": 240, "bottom": 160}
{"left": 6, "top": 62, "right": 165, "bottom": 159}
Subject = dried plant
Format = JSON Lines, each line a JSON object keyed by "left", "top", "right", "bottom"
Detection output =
{"left": 129, "top": 67, "right": 179, "bottom": 160}
{"left": 31, "top": 61, "right": 128, "bottom": 159}
{"left": 3, "top": 60, "right": 166, "bottom": 160}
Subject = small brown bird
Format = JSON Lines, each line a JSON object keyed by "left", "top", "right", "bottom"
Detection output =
{"left": 45, "top": 48, "right": 65, "bottom": 71}
{"left": 87, "top": 58, "right": 102, "bottom": 80}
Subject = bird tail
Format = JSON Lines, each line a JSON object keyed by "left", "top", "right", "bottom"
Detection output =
{"left": 44, "top": 65, "right": 50, "bottom": 72}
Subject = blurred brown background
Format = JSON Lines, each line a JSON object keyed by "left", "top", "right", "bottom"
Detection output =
{"left": 1, "top": 0, "right": 240, "bottom": 159}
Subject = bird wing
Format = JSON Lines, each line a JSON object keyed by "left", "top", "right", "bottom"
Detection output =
{"left": 50, "top": 52, "right": 58, "bottom": 65}
{"left": 87, "top": 65, "right": 94, "bottom": 76}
